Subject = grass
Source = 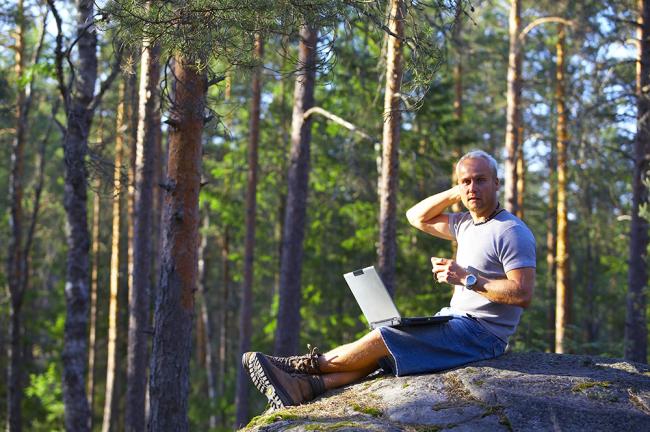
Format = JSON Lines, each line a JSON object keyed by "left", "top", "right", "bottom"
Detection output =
{"left": 571, "top": 381, "right": 612, "bottom": 393}
{"left": 351, "top": 403, "right": 382, "bottom": 417}
{"left": 245, "top": 409, "right": 301, "bottom": 429}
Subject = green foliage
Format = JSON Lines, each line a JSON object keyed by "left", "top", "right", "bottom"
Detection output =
{"left": 24, "top": 363, "right": 65, "bottom": 431}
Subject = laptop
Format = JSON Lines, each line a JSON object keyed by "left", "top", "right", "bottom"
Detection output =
{"left": 343, "top": 266, "right": 453, "bottom": 329}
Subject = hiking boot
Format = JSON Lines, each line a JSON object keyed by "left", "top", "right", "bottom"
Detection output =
{"left": 263, "top": 345, "right": 323, "bottom": 375}
{"left": 243, "top": 352, "right": 326, "bottom": 408}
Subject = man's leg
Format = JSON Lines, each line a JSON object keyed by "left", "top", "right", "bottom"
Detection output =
{"left": 318, "top": 329, "right": 390, "bottom": 390}
{"left": 243, "top": 329, "right": 391, "bottom": 406}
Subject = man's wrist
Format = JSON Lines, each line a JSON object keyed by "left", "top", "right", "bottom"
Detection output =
{"left": 463, "top": 273, "right": 478, "bottom": 290}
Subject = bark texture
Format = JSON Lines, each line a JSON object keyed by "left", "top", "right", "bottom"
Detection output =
{"left": 236, "top": 34, "right": 264, "bottom": 427}
{"left": 274, "top": 24, "right": 318, "bottom": 356}
{"left": 378, "top": 0, "right": 405, "bottom": 297}
{"left": 555, "top": 25, "right": 570, "bottom": 354}
{"left": 504, "top": 0, "right": 522, "bottom": 214}
{"left": 625, "top": 0, "right": 649, "bottom": 364}
{"left": 58, "top": 0, "right": 98, "bottom": 429}
{"left": 125, "top": 39, "right": 161, "bottom": 432}
{"left": 148, "top": 58, "right": 206, "bottom": 432}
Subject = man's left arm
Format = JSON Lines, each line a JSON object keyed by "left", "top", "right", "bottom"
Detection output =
{"left": 432, "top": 259, "right": 535, "bottom": 309}
{"left": 469, "top": 268, "right": 535, "bottom": 309}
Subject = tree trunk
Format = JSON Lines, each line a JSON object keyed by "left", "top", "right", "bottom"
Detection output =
{"left": 504, "top": 0, "right": 521, "bottom": 214}
{"left": 546, "top": 151, "right": 557, "bottom": 352}
{"left": 625, "top": 0, "right": 650, "bottom": 364}
{"left": 274, "top": 24, "right": 318, "bottom": 356}
{"left": 87, "top": 171, "right": 102, "bottom": 430}
{"left": 378, "top": 0, "right": 405, "bottom": 298}
{"left": 148, "top": 58, "right": 206, "bottom": 432}
{"left": 450, "top": 11, "right": 463, "bottom": 253}
{"left": 516, "top": 132, "right": 525, "bottom": 220}
{"left": 59, "top": 0, "right": 98, "bottom": 429}
{"left": 197, "top": 207, "right": 218, "bottom": 429}
{"left": 236, "top": 33, "right": 264, "bottom": 427}
{"left": 125, "top": 38, "right": 160, "bottom": 432}
{"left": 217, "top": 229, "right": 230, "bottom": 427}
{"left": 554, "top": 25, "right": 570, "bottom": 354}
{"left": 6, "top": 2, "right": 26, "bottom": 429}
{"left": 102, "top": 79, "right": 127, "bottom": 432}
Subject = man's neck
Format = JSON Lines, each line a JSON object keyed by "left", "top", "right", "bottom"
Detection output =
{"left": 470, "top": 202, "right": 500, "bottom": 225}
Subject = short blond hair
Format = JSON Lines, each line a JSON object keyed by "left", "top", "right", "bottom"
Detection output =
{"left": 456, "top": 150, "right": 498, "bottom": 179}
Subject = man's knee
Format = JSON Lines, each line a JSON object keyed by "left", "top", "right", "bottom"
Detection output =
{"left": 366, "top": 329, "right": 388, "bottom": 354}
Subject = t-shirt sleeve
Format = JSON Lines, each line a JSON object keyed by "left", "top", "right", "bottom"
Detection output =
{"left": 497, "top": 225, "right": 537, "bottom": 272}
{"left": 447, "top": 212, "right": 467, "bottom": 239}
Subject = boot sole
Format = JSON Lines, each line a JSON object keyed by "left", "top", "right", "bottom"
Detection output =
{"left": 245, "top": 352, "right": 294, "bottom": 408}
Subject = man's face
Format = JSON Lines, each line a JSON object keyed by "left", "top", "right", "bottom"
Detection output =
{"left": 457, "top": 157, "right": 499, "bottom": 216}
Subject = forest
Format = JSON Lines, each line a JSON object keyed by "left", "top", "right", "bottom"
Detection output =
{"left": 0, "top": 0, "right": 648, "bottom": 430}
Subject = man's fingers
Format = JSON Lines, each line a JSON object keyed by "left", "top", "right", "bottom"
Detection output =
{"left": 431, "top": 256, "right": 446, "bottom": 265}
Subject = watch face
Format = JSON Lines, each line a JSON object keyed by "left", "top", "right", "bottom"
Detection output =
{"left": 466, "top": 274, "right": 477, "bottom": 287}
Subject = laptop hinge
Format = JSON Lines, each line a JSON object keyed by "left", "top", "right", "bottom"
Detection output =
{"left": 370, "top": 317, "right": 401, "bottom": 329}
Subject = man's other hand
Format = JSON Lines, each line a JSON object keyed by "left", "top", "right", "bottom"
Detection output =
{"left": 431, "top": 257, "right": 468, "bottom": 286}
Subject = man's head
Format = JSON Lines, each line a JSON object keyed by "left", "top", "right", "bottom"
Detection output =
{"left": 455, "top": 150, "right": 500, "bottom": 217}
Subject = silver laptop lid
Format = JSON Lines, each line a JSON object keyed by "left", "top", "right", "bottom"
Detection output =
{"left": 344, "top": 266, "right": 401, "bottom": 329}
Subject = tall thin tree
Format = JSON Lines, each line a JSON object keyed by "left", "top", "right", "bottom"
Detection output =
{"left": 625, "top": 0, "right": 649, "bottom": 364}
{"left": 504, "top": 0, "right": 522, "bottom": 214}
{"left": 546, "top": 149, "right": 557, "bottom": 352}
{"left": 87, "top": 123, "right": 104, "bottom": 428}
{"left": 378, "top": 0, "right": 405, "bottom": 297}
{"left": 236, "top": 33, "right": 264, "bottom": 426}
{"left": 197, "top": 206, "right": 218, "bottom": 429}
{"left": 6, "top": 2, "right": 43, "bottom": 429}
{"left": 274, "top": 24, "right": 318, "bottom": 356}
{"left": 148, "top": 57, "right": 207, "bottom": 432}
{"left": 126, "top": 35, "right": 161, "bottom": 432}
{"left": 102, "top": 79, "right": 127, "bottom": 432}
{"left": 48, "top": 0, "right": 115, "bottom": 428}
{"left": 554, "top": 24, "right": 570, "bottom": 354}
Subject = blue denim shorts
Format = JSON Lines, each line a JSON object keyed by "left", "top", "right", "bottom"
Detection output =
{"left": 377, "top": 315, "right": 507, "bottom": 377}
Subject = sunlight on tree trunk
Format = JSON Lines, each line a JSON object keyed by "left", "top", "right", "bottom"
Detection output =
{"left": 504, "top": 0, "right": 521, "bottom": 214}
{"left": 546, "top": 150, "right": 557, "bottom": 352}
{"left": 87, "top": 136, "right": 103, "bottom": 429}
{"left": 555, "top": 25, "right": 570, "bottom": 354}
{"left": 102, "top": 79, "right": 126, "bottom": 432}
{"left": 126, "top": 35, "right": 160, "bottom": 430}
{"left": 516, "top": 137, "right": 525, "bottom": 220}
{"left": 148, "top": 58, "right": 206, "bottom": 432}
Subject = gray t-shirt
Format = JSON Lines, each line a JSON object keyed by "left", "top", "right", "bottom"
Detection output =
{"left": 440, "top": 209, "right": 536, "bottom": 342}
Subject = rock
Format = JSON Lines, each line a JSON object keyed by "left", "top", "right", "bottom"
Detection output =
{"left": 241, "top": 352, "right": 650, "bottom": 432}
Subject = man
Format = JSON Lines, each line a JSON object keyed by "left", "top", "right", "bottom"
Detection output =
{"left": 243, "top": 150, "right": 536, "bottom": 409}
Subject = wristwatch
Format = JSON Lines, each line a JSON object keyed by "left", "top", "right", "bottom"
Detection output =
{"left": 464, "top": 273, "right": 478, "bottom": 290}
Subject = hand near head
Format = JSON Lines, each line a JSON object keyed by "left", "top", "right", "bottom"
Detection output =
{"left": 450, "top": 185, "right": 463, "bottom": 203}
{"left": 431, "top": 256, "right": 468, "bottom": 286}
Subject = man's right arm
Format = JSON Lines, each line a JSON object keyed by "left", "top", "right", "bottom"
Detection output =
{"left": 405, "top": 186, "right": 462, "bottom": 240}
